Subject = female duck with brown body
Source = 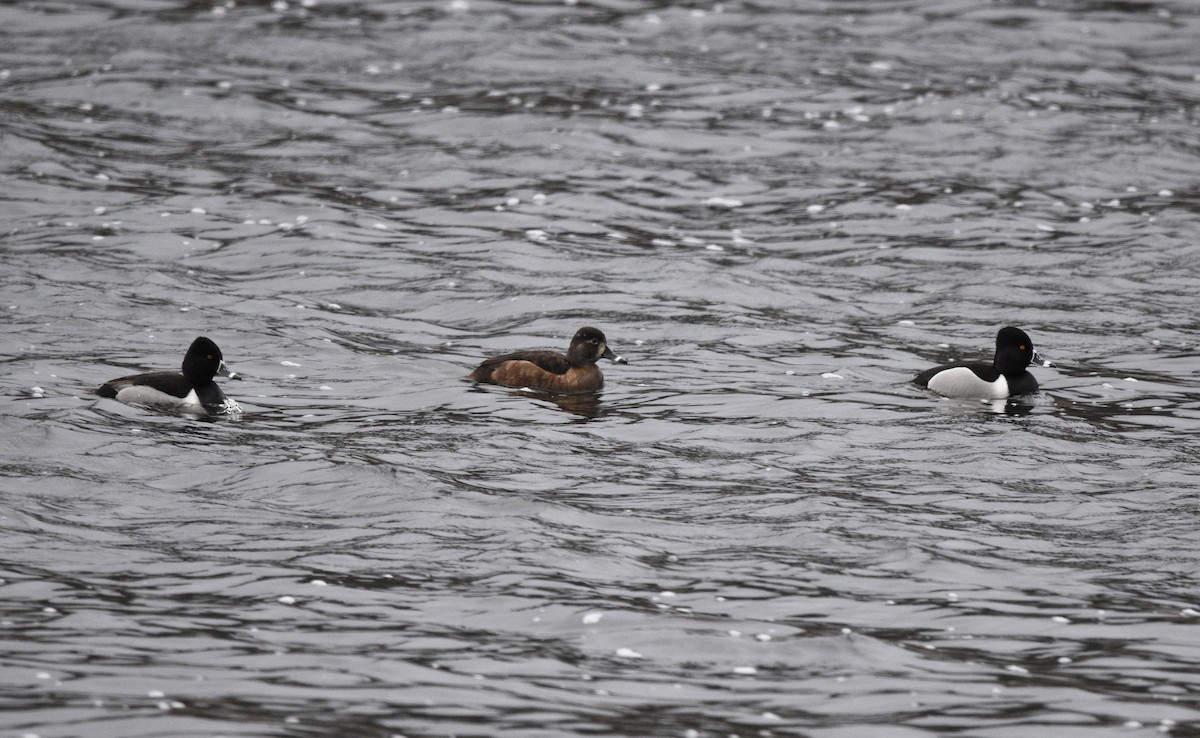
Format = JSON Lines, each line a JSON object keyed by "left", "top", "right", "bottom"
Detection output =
{"left": 914, "top": 326, "right": 1052, "bottom": 399}
{"left": 96, "top": 336, "right": 242, "bottom": 415}
{"left": 469, "top": 327, "right": 628, "bottom": 394}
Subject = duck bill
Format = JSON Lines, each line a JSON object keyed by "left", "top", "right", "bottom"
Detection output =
{"left": 601, "top": 346, "right": 629, "bottom": 365}
{"left": 1032, "top": 350, "right": 1054, "bottom": 369}
{"left": 217, "top": 360, "right": 241, "bottom": 380}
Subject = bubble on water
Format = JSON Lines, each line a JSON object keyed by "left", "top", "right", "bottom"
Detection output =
{"left": 807, "top": 204, "right": 825, "bottom": 213}
{"left": 582, "top": 612, "right": 603, "bottom": 624}
{"left": 278, "top": 596, "right": 296, "bottom": 605}
{"left": 615, "top": 647, "right": 642, "bottom": 658}
{"left": 526, "top": 229, "right": 550, "bottom": 242}
{"left": 704, "top": 196, "right": 742, "bottom": 208}
{"left": 733, "top": 666, "right": 757, "bottom": 675}
{"left": 281, "top": 361, "right": 301, "bottom": 367}
{"left": 1051, "top": 616, "right": 1070, "bottom": 624}
{"left": 1005, "top": 665, "right": 1030, "bottom": 675}
{"left": 821, "top": 372, "right": 843, "bottom": 380}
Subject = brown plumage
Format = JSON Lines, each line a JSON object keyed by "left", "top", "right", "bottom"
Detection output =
{"left": 469, "top": 326, "right": 628, "bottom": 394}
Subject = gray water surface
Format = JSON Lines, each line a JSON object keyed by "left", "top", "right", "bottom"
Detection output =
{"left": 2, "top": 1, "right": 1200, "bottom": 736}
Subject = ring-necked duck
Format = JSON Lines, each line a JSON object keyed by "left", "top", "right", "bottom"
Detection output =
{"left": 96, "top": 336, "right": 242, "bottom": 415}
{"left": 469, "top": 326, "right": 627, "bottom": 394}
{"left": 914, "top": 326, "right": 1052, "bottom": 399}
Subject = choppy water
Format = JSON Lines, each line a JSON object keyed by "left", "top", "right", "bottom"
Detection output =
{"left": 3, "top": 1, "right": 1200, "bottom": 736}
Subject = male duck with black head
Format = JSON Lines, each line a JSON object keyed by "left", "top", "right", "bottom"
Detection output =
{"left": 97, "top": 336, "right": 242, "bottom": 415}
{"left": 914, "top": 326, "right": 1052, "bottom": 399}
{"left": 469, "top": 326, "right": 628, "bottom": 394}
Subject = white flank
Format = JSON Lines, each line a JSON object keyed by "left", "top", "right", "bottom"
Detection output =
{"left": 116, "top": 386, "right": 203, "bottom": 408}
{"left": 927, "top": 367, "right": 1008, "bottom": 399}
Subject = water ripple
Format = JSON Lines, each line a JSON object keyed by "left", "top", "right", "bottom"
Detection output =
{"left": 3, "top": 1, "right": 1200, "bottom": 736}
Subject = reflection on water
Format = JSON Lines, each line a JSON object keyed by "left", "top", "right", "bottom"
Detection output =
{"left": 465, "top": 384, "right": 608, "bottom": 419}
{"left": 922, "top": 396, "right": 1038, "bottom": 417}
{"left": 514, "top": 389, "right": 605, "bottom": 419}
{"left": 2, "top": 0, "right": 1200, "bottom": 737}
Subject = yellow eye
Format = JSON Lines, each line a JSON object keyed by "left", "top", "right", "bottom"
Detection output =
{"left": 208, "top": 354, "right": 215, "bottom": 360}
{"left": 1019, "top": 345, "right": 1026, "bottom": 350}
